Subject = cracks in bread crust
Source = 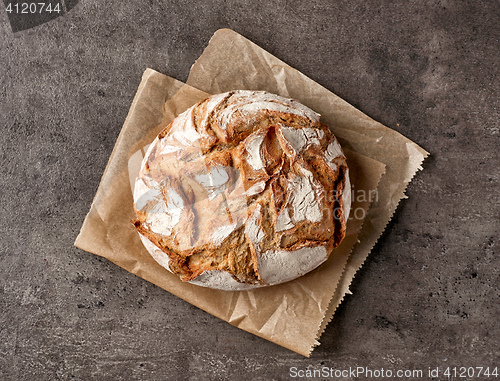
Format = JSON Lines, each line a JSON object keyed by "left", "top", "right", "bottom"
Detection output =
{"left": 133, "top": 90, "right": 349, "bottom": 287}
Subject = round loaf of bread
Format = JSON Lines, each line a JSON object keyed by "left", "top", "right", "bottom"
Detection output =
{"left": 133, "top": 90, "right": 351, "bottom": 290}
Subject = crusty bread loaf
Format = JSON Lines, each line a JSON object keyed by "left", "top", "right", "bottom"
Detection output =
{"left": 133, "top": 90, "right": 351, "bottom": 290}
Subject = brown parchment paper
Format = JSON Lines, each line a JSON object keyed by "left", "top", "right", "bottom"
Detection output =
{"left": 186, "top": 29, "right": 429, "bottom": 342}
{"left": 75, "top": 29, "right": 428, "bottom": 357}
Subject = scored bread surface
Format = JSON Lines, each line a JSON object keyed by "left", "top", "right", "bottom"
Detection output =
{"left": 133, "top": 90, "right": 350, "bottom": 290}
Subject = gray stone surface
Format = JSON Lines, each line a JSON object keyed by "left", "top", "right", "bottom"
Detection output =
{"left": 1, "top": 1, "right": 498, "bottom": 380}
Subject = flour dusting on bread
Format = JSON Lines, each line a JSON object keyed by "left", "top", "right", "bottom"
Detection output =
{"left": 133, "top": 90, "right": 350, "bottom": 290}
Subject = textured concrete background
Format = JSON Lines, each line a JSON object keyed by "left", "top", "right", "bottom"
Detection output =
{"left": 1, "top": 1, "right": 499, "bottom": 380}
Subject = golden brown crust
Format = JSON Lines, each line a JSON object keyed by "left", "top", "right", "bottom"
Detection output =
{"left": 133, "top": 90, "right": 349, "bottom": 287}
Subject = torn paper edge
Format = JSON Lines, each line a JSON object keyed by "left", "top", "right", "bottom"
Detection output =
{"left": 308, "top": 151, "right": 430, "bottom": 356}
